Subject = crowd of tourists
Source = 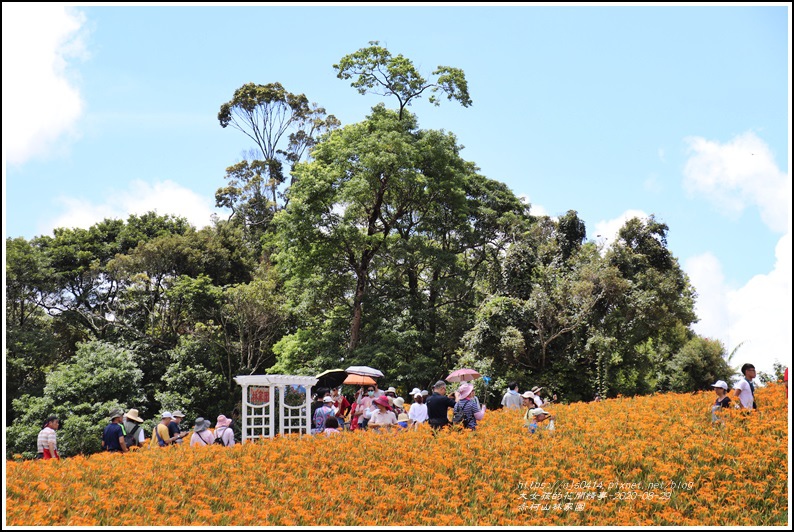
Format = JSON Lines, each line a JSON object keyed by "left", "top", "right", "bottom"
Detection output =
{"left": 35, "top": 362, "right": 772, "bottom": 459}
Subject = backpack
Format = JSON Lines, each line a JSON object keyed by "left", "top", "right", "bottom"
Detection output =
{"left": 214, "top": 427, "right": 228, "bottom": 445}
{"left": 452, "top": 399, "right": 471, "bottom": 425}
{"left": 124, "top": 424, "right": 141, "bottom": 448}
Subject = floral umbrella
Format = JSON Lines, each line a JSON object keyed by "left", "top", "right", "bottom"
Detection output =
{"left": 445, "top": 368, "right": 482, "bottom": 383}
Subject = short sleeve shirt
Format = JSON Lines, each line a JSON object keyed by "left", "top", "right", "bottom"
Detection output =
{"left": 37, "top": 426, "right": 57, "bottom": 453}
{"left": 103, "top": 423, "right": 124, "bottom": 451}
{"left": 733, "top": 379, "right": 754, "bottom": 409}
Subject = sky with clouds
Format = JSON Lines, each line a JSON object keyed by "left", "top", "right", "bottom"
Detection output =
{"left": 2, "top": 4, "right": 791, "bottom": 376}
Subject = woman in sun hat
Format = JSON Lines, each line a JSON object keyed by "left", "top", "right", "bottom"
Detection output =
{"left": 452, "top": 382, "right": 481, "bottom": 430}
{"left": 369, "top": 395, "right": 397, "bottom": 429}
{"left": 122, "top": 408, "right": 145, "bottom": 448}
{"left": 710, "top": 380, "right": 731, "bottom": 423}
{"left": 215, "top": 414, "right": 235, "bottom": 446}
{"left": 392, "top": 396, "right": 406, "bottom": 416}
{"left": 190, "top": 417, "right": 214, "bottom": 446}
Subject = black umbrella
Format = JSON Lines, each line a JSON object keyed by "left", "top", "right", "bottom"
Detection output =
{"left": 315, "top": 368, "right": 347, "bottom": 390}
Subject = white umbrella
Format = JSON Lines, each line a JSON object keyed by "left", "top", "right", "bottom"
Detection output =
{"left": 345, "top": 365, "right": 384, "bottom": 378}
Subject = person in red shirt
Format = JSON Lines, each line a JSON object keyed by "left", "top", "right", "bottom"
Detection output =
{"left": 330, "top": 386, "right": 351, "bottom": 430}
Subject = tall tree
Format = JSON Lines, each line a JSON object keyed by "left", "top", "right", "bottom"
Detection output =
{"left": 217, "top": 82, "right": 339, "bottom": 228}
{"left": 334, "top": 41, "right": 472, "bottom": 120}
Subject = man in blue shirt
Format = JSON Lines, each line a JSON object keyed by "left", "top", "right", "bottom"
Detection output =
{"left": 102, "top": 410, "right": 129, "bottom": 453}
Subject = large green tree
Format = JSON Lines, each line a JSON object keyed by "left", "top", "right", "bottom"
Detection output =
{"left": 335, "top": 41, "right": 472, "bottom": 120}
{"left": 217, "top": 82, "right": 339, "bottom": 245}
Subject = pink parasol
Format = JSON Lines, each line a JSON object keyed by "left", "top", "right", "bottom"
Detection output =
{"left": 445, "top": 368, "right": 482, "bottom": 383}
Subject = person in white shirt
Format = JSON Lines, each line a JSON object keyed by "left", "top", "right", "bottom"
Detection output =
{"left": 733, "top": 363, "right": 757, "bottom": 410}
{"left": 368, "top": 396, "right": 397, "bottom": 429}
{"left": 408, "top": 392, "right": 428, "bottom": 426}
{"left": 501, "top": 382, "right": 523, "bottom": 409}
{"left": 531, "top": 387, "right": 546, "bottom": 408}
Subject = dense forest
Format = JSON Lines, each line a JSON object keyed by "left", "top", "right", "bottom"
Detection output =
{"left": 5, "top": 42, "right": 737, "bottom": 457}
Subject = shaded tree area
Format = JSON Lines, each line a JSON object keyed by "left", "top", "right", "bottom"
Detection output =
{"left": 6, "top": 42, "right": 732, "bottom": 457}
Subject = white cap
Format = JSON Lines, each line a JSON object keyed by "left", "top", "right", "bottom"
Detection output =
{"left": 711, "top": 380, "right": 728, "bottom": 390}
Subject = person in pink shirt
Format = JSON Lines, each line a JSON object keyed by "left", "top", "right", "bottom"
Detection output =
{"left": 215, "top": 414, "right": 235, "bottom": 446}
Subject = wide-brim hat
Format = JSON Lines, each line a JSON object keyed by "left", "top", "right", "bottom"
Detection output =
{"left": 410, "top": 388, "right": 422, "bottom": 396}
{"left": 124, "top": 408, "right": 144, "bottom": 423}
{"left": 171, "top": 410, "right": 185, "bottom": 418}
{"left": 421, "top": 390, "right": 429, "bottom": 396}
{"left": 392, "top": 397, "right": 405, "bottom": 408}
{"left": 397, "top": 413, "right": 409, "bottom": 422}
{"left": 194, "top": 417, "right": 211, "bottom": 431}
{"left": 458, "top": 383, "right": 474, "bottom": 399}
{"left": 386, "top": 387, "right": 397, "bottom": 394}
{"left": 216, "top": 414, "right": 232, "bottom": 428}
{"left": 374, "top": 396, "right": 392, "bottom": 410}
{"left": 531, "top": 386, "right": 543, "bottom": 394}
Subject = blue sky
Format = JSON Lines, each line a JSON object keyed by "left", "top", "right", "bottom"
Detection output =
{"left": 2, "top": 4, "right": 791, "bottom": 375}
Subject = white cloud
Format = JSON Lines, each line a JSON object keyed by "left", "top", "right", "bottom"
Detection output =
{"left": 685, "top": 232, "right": 791, "bottom": 376}
{"left": 592, "top": 209, "right": 649, "bottom": 247}
{"left": 518, "top": 194, "right": 548, "bottom": 217}
{"left": 683, "top": 131, "right": 790, "bottom": 233}
{"left": 40, "top": 180, "right": 219, "bottom": 235}
{"left": 682, "top": 131, "right": 792, "bottom": 377}
{"left": 2, "top": 5, "right": 87, "bottom": 165}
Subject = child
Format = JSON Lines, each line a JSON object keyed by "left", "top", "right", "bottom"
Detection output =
{"left": 397, "top": 413, "right": 409, "bottom": 429}
{"left": 323, "top": 416, "right": 341, "bottom": 436}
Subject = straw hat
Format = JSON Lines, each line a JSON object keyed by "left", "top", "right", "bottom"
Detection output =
{"left": 124, "top": 408, "right": 143, "bottom": 423}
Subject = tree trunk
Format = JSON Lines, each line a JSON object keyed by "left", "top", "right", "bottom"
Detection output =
{"left": 348, "top": 271, "right": 367, "bottom": 351}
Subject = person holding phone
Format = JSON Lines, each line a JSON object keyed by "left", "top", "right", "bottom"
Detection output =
{"left": 168, "top": 410, "right": 189, "bottom": 444}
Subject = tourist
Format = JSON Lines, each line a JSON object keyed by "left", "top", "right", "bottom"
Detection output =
{"left": 369, "top": 395, "right": 397, "bottom": 429}
{"left": 500, "top": 382, "right": 523, "bottom": 410}
{"left": 169, "top": 410, "right": 187, "bottom": 444}
{"left": 36, "top": 416, "right": 60, "bottom": 460}
{"left": 215, "top": 415, "right": 235, "bottom": 446}
{"left": 330, "top": 386, "right": 350, "bottom": 430}
{"left": 426, "top": 381, "right": 456, "bottom": 430}
{"left": 408, "top": 392, "right": 428, "bottom": 427}
{"left": 102, "top": 410, "right": 128, "bottom": 453}
{"left": 122, "top": 408, "right": 145, "bottom": 449}
{"left": 733, "top": 363, "right": 757, "bottom": 410}
{"left": 452, "top": 382, "right": 481, "bottom": 430}
{"left": 527, "top": 407, "right": 555, "bottom": 434}
{"left": 190, "top": 417, "right": 214, "bottom": 446}
{"left": 710, "top": 381, "right": 731, "bottom": 422}
{"left": 313, "top": 396, "right": 335, "bottom": 434}
{"left": 323, "top": 416, "right": 341, "bottom": 436}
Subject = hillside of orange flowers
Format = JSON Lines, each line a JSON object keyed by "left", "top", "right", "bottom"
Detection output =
{"left": 6, "top": 383, "right": 789, "bottom": 526}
